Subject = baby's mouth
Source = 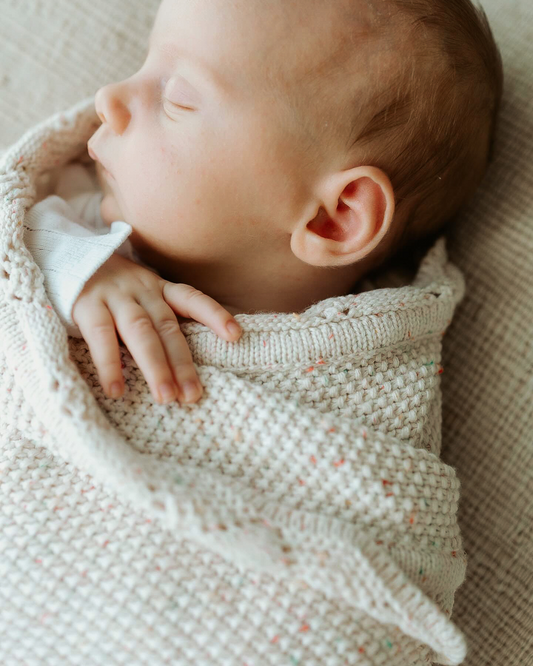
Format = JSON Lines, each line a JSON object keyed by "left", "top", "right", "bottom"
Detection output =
{"left": 96, "top": 160, "right": 114, "bottom": 182}
{"left": 88, "top": 145, "right": 114, "bottom": 180}
{"left": 102, "top": 165, "right": 114, "bottom": 180}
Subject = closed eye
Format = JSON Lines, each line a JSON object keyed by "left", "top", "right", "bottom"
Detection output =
{"left": 163, "top": 76, "right": 199, "bottom": 111}
{"left": 164, "top": 97, "right": 195, "bottom": 111}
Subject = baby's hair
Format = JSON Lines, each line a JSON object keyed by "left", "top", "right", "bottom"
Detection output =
{"left": 349, "top": 0, "right": 504, "bottom": 258}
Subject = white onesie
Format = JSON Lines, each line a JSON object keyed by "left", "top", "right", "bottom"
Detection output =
{"left": 23, "top": 161, "right": 159, "bottom": 338}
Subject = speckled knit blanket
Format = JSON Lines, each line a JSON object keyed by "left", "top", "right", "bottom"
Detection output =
{"left": 0, "top": 98, "right": 469, "bottom": 666}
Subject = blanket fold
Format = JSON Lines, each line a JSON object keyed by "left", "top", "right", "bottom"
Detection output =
{"left": 0, "top": 97, "right": 469, "bottom": 666}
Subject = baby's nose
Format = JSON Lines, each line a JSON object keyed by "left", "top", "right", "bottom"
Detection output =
{"left": 95, "top": 85, "right": 131, "bottom": 136}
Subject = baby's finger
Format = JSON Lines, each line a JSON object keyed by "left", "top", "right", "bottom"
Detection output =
{"left": 72, "top": 302, "right": 124, "bottom": 398}
{"left": 137, "top": 294, "right": 203, "bottom": 404}
{"left": 162, "top": 283, "right": 242, "bottom": 341}
{"left": 108, "top": 296, "right": 182, "bottom": 405}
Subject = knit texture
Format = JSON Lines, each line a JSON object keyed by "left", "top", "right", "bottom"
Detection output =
{"left": 0, "top": 97, "right": 468, "bottom": 665}
{"left": 2, "top": 1, "right": 533, "bottom": 663}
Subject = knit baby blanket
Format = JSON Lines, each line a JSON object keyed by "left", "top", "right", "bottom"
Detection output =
{"left": 0, "top": 98, "right": 468, "bottom": 666}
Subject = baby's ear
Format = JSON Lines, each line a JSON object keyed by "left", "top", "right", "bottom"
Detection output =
{"left": 290, "top": 166, "right": 395, "bottom": 267}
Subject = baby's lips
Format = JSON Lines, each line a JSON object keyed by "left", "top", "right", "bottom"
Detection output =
{"left": 88, "top": 145, "right": 114, "bottom": 179}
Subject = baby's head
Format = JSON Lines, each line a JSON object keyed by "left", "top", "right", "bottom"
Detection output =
{"left": 88, "top": 0, "right": 503, "bottom": 315}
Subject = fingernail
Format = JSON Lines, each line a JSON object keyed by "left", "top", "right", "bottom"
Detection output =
{"left": 226, "top": 321, "right": 241, "bottom": 336}
{"left": 182, "top": 380, "right": 200, "bottom": 402}
{"left": 159, "top": 382, "right": 176, "bottom": 403}
{"left": 110, "top": 382, "right": 122, "bottom": 398}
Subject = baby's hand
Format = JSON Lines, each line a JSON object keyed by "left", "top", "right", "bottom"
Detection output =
{"left": 72, "top": 252, "right": 242, "bottom": 404}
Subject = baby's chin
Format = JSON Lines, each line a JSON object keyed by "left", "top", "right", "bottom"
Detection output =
{"left": 100, "top": 193, "right": 125, "bottom": 225}
{"left": 93, "top": 161, "right": 122, "bottom": 224}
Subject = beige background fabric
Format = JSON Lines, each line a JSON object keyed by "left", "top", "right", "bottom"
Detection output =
{"left": 0, "top": 1, "right": 531, "bottom": 664}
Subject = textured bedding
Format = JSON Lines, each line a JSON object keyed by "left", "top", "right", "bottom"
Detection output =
{"left": 0, "top": 98, "right": 469, "bottom": 665}
{"left": 0, "top": 0, "right": 532, "bottom": 664}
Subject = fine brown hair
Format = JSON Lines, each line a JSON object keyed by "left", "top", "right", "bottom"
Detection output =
{"left": 350, "top": 0, "right": 504, "bottom": 259}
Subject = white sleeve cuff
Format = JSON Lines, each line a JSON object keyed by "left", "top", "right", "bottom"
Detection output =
{"left": 24, "top": 195, "right": 133, "bottom": 338}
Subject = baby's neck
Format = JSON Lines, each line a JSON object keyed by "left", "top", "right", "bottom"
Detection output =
{"left": 180, "top": 264, "right": 358, "bottom": 316}
{"left": 136, "top": 244, "right": 366, "bottom": 317}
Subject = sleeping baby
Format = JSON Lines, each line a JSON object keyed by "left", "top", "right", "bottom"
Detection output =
{"left": 24, "top": 0, "right": 503, "bottom": 407}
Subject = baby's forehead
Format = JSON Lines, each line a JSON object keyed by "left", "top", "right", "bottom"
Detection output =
{"left": 241, "top": 2, "right": 386, "bottom": 104}
{"left": 189, "top": 1, "right": 377, "bottom": 79}
{"left": 152, "top": 0, "right": 386, "bottom": 96}
{"left": 153, "top": 0, "right": 401, "bottom": 140}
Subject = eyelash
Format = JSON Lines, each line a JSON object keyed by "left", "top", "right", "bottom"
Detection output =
{"left": 164, "top": 98, "right": 194, "bottom": 111}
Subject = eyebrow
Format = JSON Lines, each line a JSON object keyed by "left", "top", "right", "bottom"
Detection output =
{"left": 147, "top": 29, "right": 225, "bottom": 92}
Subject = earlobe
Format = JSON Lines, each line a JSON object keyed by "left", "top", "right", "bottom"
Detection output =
{"left": 291, "top": 166, "right": 395, "bottom": 268}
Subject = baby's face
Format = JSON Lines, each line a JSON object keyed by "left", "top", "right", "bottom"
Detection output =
{"left": 88, "top": 0, "right": 376, "bottom": 278}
